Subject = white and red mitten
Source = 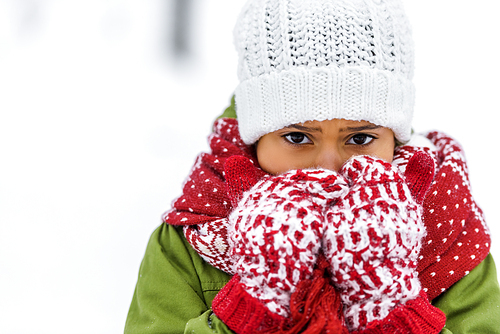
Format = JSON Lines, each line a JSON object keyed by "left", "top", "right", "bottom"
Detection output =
{"left": 212, "top": 156, "right": 348, "bottom": 334}
{"left": 323, "top": 153, "right": 446, "bottom": 333}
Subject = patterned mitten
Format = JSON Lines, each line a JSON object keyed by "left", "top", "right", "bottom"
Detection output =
{"left": 212, "top": 156, "right": 348, "bottom": 334}
{"left": 323, "top": 155, "right": 446, "bottom": 333}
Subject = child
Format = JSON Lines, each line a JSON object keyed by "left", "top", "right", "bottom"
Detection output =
{"left": 125, "top": 0, "right": 500, "bottom": 333}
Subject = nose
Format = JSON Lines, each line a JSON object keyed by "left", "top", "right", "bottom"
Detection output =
{"left": 314, "top": 145, "right": 345, "bottom": 172}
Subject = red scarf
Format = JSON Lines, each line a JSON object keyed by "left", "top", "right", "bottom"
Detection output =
{"left": 164, "top": 118, "right": 490, "bottom": 301}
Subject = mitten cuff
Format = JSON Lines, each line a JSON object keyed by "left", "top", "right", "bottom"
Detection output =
{"left": 212, "top": 275, "right": 286, "bottom": 334}
{"left": 351, "top": 291, "right": 446, "bottom": 334}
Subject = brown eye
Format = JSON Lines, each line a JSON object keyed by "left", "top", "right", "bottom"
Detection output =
{"left": 348, "top": 134, "right": 374, "bottom": 145}
{"left": 284, "top": 132, "right": 311, "bottom": 144}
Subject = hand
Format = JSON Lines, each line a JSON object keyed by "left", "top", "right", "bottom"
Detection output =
{"left": 323, "top": 154, "right": 445, "bottom": 333}
{"left": 212, "top": 156, "right": 348, "bottom": 333}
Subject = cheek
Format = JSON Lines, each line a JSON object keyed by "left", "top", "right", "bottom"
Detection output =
{"left": 382, "top": 149, "right": 395, "bottom": 163}
{"left": 256, "top": 141, "right": 287, "bottom": 175}
{"left": 378, "top": 138, "right": 395, "bottom": 162}
{"left": 256, "top": 139, "right": 311, "bottom": 175}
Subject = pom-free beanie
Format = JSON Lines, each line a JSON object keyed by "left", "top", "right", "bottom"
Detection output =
{"left": 233, "top": 0, "right": 415, "bottom": 144}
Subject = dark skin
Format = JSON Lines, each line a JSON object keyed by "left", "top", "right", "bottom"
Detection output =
{"left": 256, "top": 119, "right": 396, "bottom": 175}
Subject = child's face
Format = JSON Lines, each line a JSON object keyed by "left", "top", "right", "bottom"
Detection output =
{"left": 256, "top": 119, "right": 395, "bottom": 175}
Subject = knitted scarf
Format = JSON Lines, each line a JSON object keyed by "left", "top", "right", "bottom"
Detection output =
{"left": 164, "top": 118, "right": 491, "bottom": 301}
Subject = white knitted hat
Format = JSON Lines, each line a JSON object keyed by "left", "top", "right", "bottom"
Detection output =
{"left": 233, "top": 0, "right": 415, "bottom": 144}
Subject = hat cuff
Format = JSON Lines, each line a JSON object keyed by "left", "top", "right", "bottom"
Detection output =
{"left": 235, "top": 67, "right": 414, "bottom": 144}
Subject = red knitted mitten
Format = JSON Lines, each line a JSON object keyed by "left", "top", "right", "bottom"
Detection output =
{"left": 223, "top": 155, "right": 268, "bottom": 207}
{"left": 287, "top": 252, "right": 349, "bottom": 334}
{"left": 323, "top": 155, "right": 445, "bottom": 333}
{"left": 403, "top": 151, "right": 436, "bottom": 205}
{"left": 212, "top": 156, "right": 349, "bottom": 334}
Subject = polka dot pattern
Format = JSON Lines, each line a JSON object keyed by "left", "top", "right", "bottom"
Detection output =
{"left": 394, "top": 132, "right": 491, "bottom": 301}
{"left": 163, "top": 118, "right": 265, "bottom": 273}
{"left": 163, "top": 119, "right": 490, "bottom": 302}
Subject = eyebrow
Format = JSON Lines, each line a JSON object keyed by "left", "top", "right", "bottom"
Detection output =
{"left": 339, "top": 124, "right": 382, "bottom": 133}
{"left": 283, "top": 124, "right": 323, "bottom": 132}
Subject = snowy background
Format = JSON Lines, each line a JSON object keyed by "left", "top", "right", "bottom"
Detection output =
{"left": 0, "top": 0, "right": 498, "bottom": 333}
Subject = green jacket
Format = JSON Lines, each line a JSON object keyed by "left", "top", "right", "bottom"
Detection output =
{"left": 125, "top": 223, "right": 500, "bottom": 333}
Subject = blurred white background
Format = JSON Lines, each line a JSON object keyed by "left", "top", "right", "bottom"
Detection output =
{"left": 0, "top": 0, "right": 498, "bottom": 333}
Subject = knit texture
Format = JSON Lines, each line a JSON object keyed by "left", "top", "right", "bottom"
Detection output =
{"left": 350, "top": 291, "right": 446, "bottom": 334}
{"left": 287, "top": 253, "right": 348, "bottom": 333}
{"left": 226, "top": 156, "right": 348, "bottom": 317}
{"left": 393, "top": 133, "right": 491, "bottom": 300}
{"left": 212, "top": 274, "right": 287, "bottom": 334}
{"left": 164, "top": 117, "right": 490, "bottom": 310}
{"left": 322, "top": 154, "right": 438, "bottom": 331}
{"left": 234, "top": 0, "right": 415, "bottom": 144}
{"left": 164, "top": 118, "right": 256, "bottom": 274}
{"left": 211, "top": 156, "right": 351, "bottom": 333}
